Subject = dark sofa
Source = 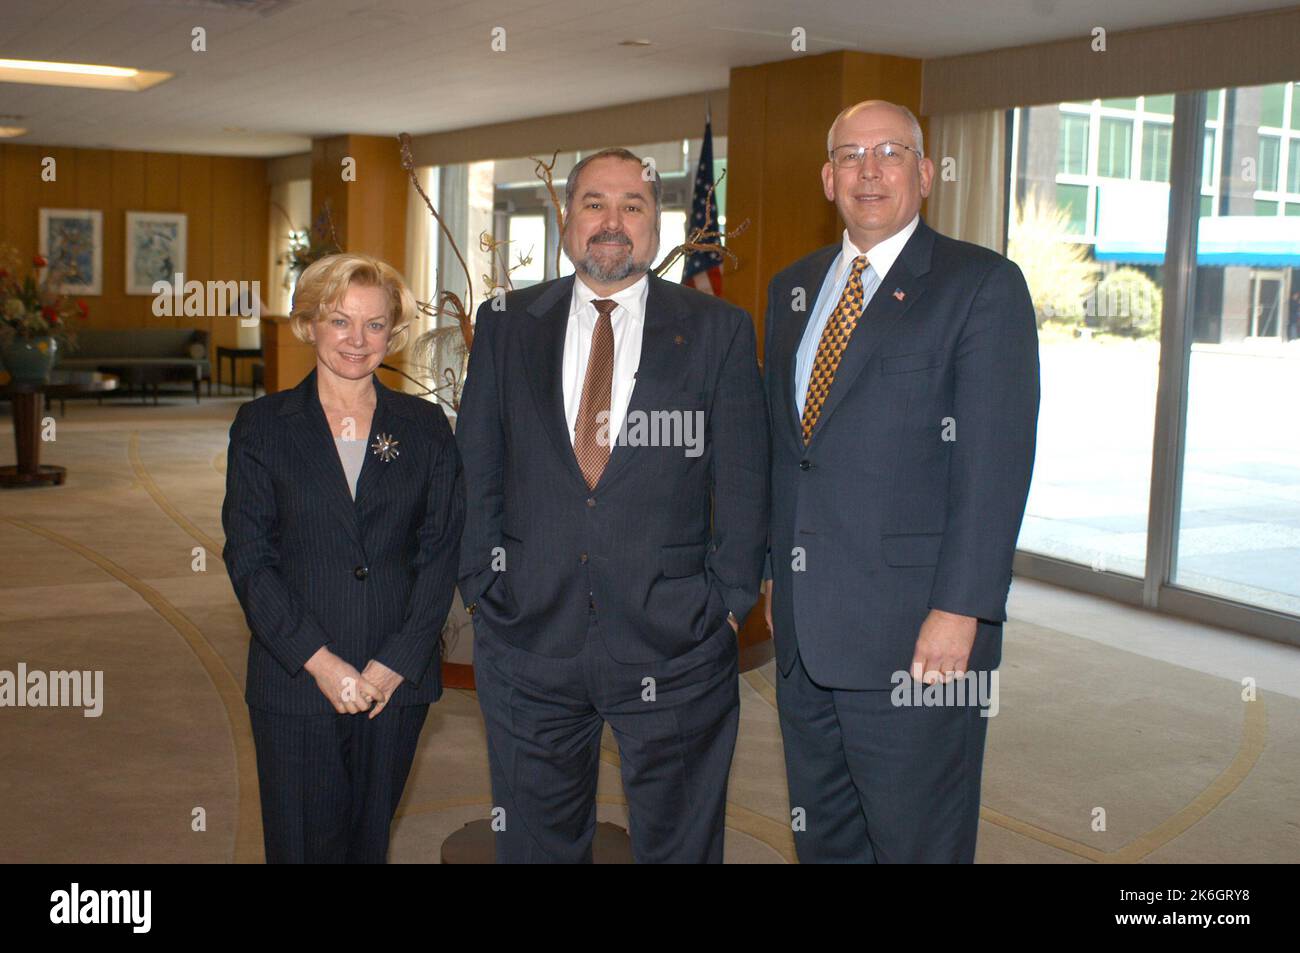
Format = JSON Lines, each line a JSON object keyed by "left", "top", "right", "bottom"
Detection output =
{"left": 56, "top": 328, "right": 211, "bottom": 404}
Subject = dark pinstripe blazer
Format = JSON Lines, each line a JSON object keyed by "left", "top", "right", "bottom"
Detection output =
{"left": 764, "top": 219, "right": 1039, "bottom": 690}
{"left": 222, "top": 368, "right": 465, "bottom": 715}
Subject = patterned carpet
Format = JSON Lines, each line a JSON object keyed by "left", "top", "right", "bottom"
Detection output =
{"left": 1, "top": 394, "right": 1296, "bottom": 863}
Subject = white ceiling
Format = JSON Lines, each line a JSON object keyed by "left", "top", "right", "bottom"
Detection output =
{"left": 0, "top": 0, "right": 1289, "bottom": 157}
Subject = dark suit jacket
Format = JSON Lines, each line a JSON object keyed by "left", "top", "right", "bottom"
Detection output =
{"left": 764, "top": 218, "right": 1039, "bottom": 690}
{"left": 222, "top": 368, "right": 465, "bottom": 714}
{"left": 456, "top": 273, "right": 769, "bottom": 663}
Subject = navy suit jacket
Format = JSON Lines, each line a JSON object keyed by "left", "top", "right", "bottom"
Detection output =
{"left": 222, "top": 368, "right": 465, "bottom": 714}
{"left": 764, "top": 219, "right": 1039, "bottom": 690}
{"left": 456, "top": 273, "right": 769, "bottom": 663}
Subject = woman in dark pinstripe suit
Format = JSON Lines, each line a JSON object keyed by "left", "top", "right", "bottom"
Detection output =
{"left": 221, "top": 253, "right": 465, "bottom": 863}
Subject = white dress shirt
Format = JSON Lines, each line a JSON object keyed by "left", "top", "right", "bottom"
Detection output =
{"left": 794, "top": 214, "right": 920, "bottom": 414}
{"left": 563, "top": 274, "right": 649, "bottom": 446}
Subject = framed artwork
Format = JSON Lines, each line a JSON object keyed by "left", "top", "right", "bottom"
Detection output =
{"left": 38, "top": 208, "right": 103, "bottom": 295}
{"left": 125, "top": 211, "right": 187, "bottom": 295}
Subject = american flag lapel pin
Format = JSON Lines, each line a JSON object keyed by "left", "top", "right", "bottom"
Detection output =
{"left": 893, "top": 288, "right": 906, "bottom": 301}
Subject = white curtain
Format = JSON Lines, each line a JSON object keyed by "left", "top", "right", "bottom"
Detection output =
{"left": 925, "top": 110, "right": 1007, "bottom": 253}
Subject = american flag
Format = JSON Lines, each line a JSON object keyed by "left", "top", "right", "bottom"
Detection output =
{"left": 682, "top": 116, "right": 723, "bottom": 296}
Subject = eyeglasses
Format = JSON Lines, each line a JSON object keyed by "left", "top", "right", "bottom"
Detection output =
{"left": 829, "top": 141, "right": 922, "bottom": 168}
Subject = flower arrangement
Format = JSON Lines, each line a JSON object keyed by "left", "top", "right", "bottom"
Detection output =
{"left": 0, "top": 245, "right": 87, "bottom": 349}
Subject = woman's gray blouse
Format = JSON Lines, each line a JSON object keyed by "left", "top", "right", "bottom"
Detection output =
{"left": 334, "top": 436, "right": 367, "bottom": 500}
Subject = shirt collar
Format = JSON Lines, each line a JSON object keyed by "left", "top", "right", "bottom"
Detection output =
{"left": 841, "top": 213, "right": 920, "bottom": 281}
{"left": 572, "top": 272, "right": 649, "bottom": 316}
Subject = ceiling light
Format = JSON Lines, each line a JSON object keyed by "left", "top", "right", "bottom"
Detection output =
{"left": 0, "top": 127, "right": 27, "bottom": 138}
{"left": 0, "top": 58, "right": 171, "bottom": 91}
{"left": 618, "top": 39, "right": 652, "bottom": 47}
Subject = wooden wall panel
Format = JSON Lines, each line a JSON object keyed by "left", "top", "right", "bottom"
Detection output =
{"left": 3, "top": 147, "right": 41, "bottom": 265}
{"left": 724, "top": 51, "right": 924, "bottom": 354}
{"left": 180, "top": 154, "right": 214, "bottom": 343}
{"left": 0, "top": 144, "right": 269, "bottom": 355}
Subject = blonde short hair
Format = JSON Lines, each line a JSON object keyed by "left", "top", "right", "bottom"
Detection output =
{"left": 289, "top": 252, "right": 416, "bottom": 353}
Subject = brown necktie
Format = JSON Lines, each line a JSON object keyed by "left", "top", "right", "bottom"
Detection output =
{"left": 573, "top": 299, "right": 616, "bottom": 489}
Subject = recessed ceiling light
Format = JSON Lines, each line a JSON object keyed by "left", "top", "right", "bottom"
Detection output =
{"left": 618, "top": 39, "right": 652, "bottom": 47}
{"left": 0, "top": 127, "right": 28, "bottom": 138}
{"left": 0, "top": 58, "right": 171, "bottom": 91}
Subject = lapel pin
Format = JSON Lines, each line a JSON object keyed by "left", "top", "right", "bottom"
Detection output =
{"left": 674, "top": 334, "right": 685, "bottom": 345}
{"left": 370, "top": 432, "right": 400, "bottom": 463}
{"left": 893, "top": 288, "right": 906, "bottom": 301}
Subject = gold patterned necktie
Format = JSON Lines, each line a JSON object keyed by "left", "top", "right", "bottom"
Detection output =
{"left": 801, "top": 255, "right": 872, "bottom": 445}
{"left": 573, "top": 298, "right": 616, "bottom": 489}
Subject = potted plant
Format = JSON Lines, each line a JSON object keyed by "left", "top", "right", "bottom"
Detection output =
{"left": 0, "top": 246, "right": 87, "bottom": 385}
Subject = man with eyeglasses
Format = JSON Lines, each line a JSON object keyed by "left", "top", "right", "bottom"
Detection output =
{"left": 762, "top": 100, "right": 1040, "bottom": 862}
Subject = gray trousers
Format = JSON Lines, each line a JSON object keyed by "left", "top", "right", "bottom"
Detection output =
{"left": 473, "top": 610, "right": 739, "bottom": 863}
{"left": 777, "top": 649, "right": 989, "bottom": 863}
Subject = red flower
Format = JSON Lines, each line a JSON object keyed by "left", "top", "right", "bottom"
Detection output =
{"left": 42, "top": 305, "right": 57, "bottom": 320}
{"left": 76, "top": 300, "right": 89, "bottom": 318}
{"left": 33, "top": 255, "right": 47, "bottom": 268}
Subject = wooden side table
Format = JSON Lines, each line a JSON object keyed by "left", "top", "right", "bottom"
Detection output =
{"left": 216, "top": 347, "right": 263, "bottom": 395}
{"left": 0, "top": 373, "right": 119, "bottom": 487}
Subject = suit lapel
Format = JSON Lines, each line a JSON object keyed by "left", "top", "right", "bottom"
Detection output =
{"left": 806, "top": 222, "right": 935, "bottom": 446}
{"left": 595, "top": 275, "right": 688, "bottom": 491}
{"left": 281, "top": 368, "right": 362, "bottom": 546}
{"left": 352, "top": 376, "right": 405, "bottom": 508}
{"left": 523, "top": 276, "right": 589, "bottom": 488}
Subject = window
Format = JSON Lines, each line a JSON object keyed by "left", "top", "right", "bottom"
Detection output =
{"left": 1176, "top": 83, "right": 1300, "bottom": 616}
{"left": 1141, "top": 122, "right": 1172, "bottom": 182}
{"left": 1060, "top": 114, "right": 1089, "bottom": 175}
{"left": 1201, "top": 130, "right": 1218, "bottom": 196}
{"left": 1260, "top": 83, "right": 1286, "bottom": 127}
{"left": 1009, "top": 81, "right": 1300, "bottom": 632}
{"left": 1007, "top": 100, "right": 1168, "bottom": 578}
{"left": 1259, "top": 135, "right": 1281, "bottom": 192}
{"left": 1056, "top": 183, "right": 1088, "bottom": 235}
{"left": 505, "top": 215, "right": 545, "bottom": 287}
{"left": 1097, "top": 117, "right": 1133, "bottom": 178}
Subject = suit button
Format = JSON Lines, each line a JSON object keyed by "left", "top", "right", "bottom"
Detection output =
{"left": 579, "top": 553, "right": 589, "bottom": 564}
{"left": 586, "top": 497, "right": 596, "bottom": 508}
{"left": 799, "top": 460, "right": 812, "bottom": 471}
{"left": 353, "top": 565, "right": 369, "bottom": 580}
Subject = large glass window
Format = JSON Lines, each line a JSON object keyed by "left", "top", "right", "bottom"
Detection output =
{"left": 1008, "top": 100, "right": 1169, "bottom": 577}
{"left": 1174, "top": 82, "right": 1300, "bottom": 616}
{"left": 1009, "top": 83, "right": 1300, "bottom": 629}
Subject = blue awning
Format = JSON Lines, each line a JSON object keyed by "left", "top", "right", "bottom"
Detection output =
{"left": 1094, "top": 183, "right": 1300, "bottom": 266}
